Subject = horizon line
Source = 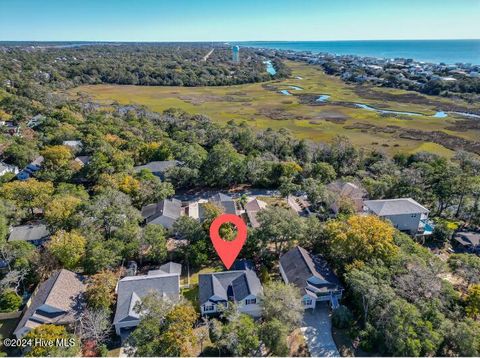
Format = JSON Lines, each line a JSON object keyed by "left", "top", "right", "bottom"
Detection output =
{"left": 1, "top": 38, "right": 479, "bottom": 43}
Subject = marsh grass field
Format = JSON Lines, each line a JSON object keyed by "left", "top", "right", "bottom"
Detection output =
{"left": 72, "top": 61, "right": 480, "bottom": 157}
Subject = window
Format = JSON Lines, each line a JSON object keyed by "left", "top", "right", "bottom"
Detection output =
{"left": 245, "top": 298, "right": 256, "bottom": 305}
{"left": 204, "top": 305, "right": 215, "bottom": 312}
{"left": 303, "top": 298, "right": 313, "bottom": 306}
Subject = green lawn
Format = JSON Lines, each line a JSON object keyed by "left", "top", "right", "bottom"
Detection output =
{"left": 72, "top": 61, "right": 480, "bottom": 156}
{"left": 182, "top": 266, "right": 222, "bottom": 310}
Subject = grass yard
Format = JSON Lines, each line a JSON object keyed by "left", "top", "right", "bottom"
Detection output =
{"left": 182, "top": 266, "right": 223, "bottom": 310}
{"left": 72, "top": 61, "right": 480, "bottom": 156}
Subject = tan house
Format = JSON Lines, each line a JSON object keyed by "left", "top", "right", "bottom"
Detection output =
{"left": 327, "top": 181, "right": 366, "bottom": 214}
{"left": 244, "top": 198, "right": 267, "bottom": 228}
{"left": 14, "top": 269, "right": 86, "bottom": 338}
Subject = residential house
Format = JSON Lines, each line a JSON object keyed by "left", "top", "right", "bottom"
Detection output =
{"left": 8, "top": 223, "right": 50, "bottom": 246}
{"left": 195, "top": 193, "right": 238, "bottom": 221}
{"left": 17, "top": 156, "right": 44, "bottom": 181}
{"left": 62, "top": 140, "right": 83, "bottom": 152}
{"left": 147, "top": 261, "right": 182, "bottom": 276}
{"left": 133, "top": 160, "right": 180, "bottom": 179}
{"left": 74, "top": 155, "right": 91, "bottom": 167}
{"left": 363, "top": 198, "right": 433, "bottom": 235}
{"left": 244, "top": 198, "right": 267, "bottom": 228}
{"left": 326, "top": 180, "right": 366, "bottom": 214}
{"left": 199, "top": 268, "right": 263, "bottom": 317}
{"left": 14, "top": 269, "right": 86, "bottom": 338}
{"left": 0, "top": 161, "right": 19, "bottom": 177}
{"left": 141, "top": 199, "right": 182, "bottom": 229}
{"left": 453, "top": 232, "right": 480, "bottom": 254}
{"left": 279, "top": 246, "right": 343, "bottom": 310}
{"left": 27, "top": 114, "right": 45, "bottom": 128}
{"left": 210, "top": 193, "right": 237, "bottom": 215}
{"left": 3, "top": 121, "right": 19, "bottom": 136}
{"left": 185, "top": 199, "right": 208, "bottom": 221}
{"left": 113, "top": 267, "right": 181, "bottom": 336}
{"left": 287, "top": 195, "right": 311, "bottom": 216}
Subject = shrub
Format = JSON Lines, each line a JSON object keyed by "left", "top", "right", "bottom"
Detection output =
{"left": 332, "top": 305, "right": 354, "bottom": 329}
{"left": 0, "top": 290, "right": 22, "bottom": 312}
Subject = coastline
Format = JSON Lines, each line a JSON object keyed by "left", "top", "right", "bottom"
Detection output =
{"left": 236, "top": 39, "right": 480, "bottom": 65}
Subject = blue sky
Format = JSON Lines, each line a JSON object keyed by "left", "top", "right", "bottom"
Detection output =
{"left": 0, "top": 0, "right": 479, "bottom": 41}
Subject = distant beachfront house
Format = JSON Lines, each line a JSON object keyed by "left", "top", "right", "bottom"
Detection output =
{"left": 0, "top": 161, "right": 19, "bottom": 177}
{"left": 62, "top": 140, "right": 83, "bottom": 152}
{"left": 14, "top": 269, "right": 86, "bottom": 338}
{"left": 27, "top": 114, "right": 45, "bottom": 128}
{"left": 113, "top": 265, "right": 181, "bottom": 337}
{"left": 363, "top": 198, "right": 433, "bottom": 235}
{"left": 199, "top": 268, "right": 263, "bottom": 317}
{"left": 133, "top": 160, "right": 180, "bottom": 179}
{"left": 8, "top": 223, "right": 50, "bottom": 246}
{"left": 279, "top": 246, "right": 343, "bottom": 310}
{"left": 17, "top": 156, "right": 44, "bottom": 181}
{"left": 326, "top": 180, "right": 366, "bottom": 214}
{"left": 2, "top": 121, "right": 20, "bottom": 136}
{"left": 244, "top": 198, "right": 267, "bottom": 228}
{"left": 141, "top": 198, "right": 182, "bottom": 229}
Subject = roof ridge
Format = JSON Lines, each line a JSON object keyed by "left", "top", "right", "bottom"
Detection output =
{"left": 243, "top": 270, "right": 252, "bottom": 296}
{"left": 296, "top": 246, "right": 316, "bottom": 276}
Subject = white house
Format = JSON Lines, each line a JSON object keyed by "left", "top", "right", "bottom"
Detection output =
{"left": 199, "top": 268, "right": 263, "bottom": 317}
{"left": 0, "top": 161, "right": 19, "bottom": 177}
{"left": 279, "top": 246, "right": 343, "bottom": 310}
{"left": 62, "top": 140, "right": 83, "bottom": 152}
{"left": 363, "top": 198, "right": 433, "bottom": 235}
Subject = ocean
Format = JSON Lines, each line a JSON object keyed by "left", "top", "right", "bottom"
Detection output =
{"left": 236, "top": 40, "right": 480, "bottom": 65}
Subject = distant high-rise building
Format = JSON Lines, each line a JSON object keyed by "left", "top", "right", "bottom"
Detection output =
{"left": 232, "top": 45, "right": 240, "bottom": 63}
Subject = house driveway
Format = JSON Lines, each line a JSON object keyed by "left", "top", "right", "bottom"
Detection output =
{"left": 301, "top": 303, "right": 340, "bottom": 357}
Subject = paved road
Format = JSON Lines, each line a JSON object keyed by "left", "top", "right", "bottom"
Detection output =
{"left": 202, "top": 48, "right": 214, "bottom": 61}
{"left": 301, "top": 304, "right": 340, "bottom": 357}
{"left": 174, "top": 188, "right": 279, "bottom": 202}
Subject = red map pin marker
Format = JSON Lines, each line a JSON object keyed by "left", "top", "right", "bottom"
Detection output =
{"left": 209, "top": 214, "right": 247, "bottom": 269}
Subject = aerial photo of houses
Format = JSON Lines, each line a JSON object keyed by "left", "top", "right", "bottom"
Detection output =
{"left": 0, "top": 0, "right": 479, "bottom": 357}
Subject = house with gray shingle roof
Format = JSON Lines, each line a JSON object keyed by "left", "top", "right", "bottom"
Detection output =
{"left": 147, "top": 261, "right": 182, "bottom": 276}
{"left": 279, "top": 246, "right": 343, "bottom": 310}
{"left": 199, "top": 268, "right": 263, "bottom": 317}
{"left": 113, "top": 267, "right": 181, "bottom": 336}
{"left": 244, "top": 198, "right": 267, "bottom": 228}
{"left": 196, "top": 193, "right": 238, "bottom": 221}
{"left": 363, "top": 198, "right": 433, "bottom": 235}
{"left": 133, "top": 160, "right": 180, "bottom": 179}
{"left": 14, "top": 269, "right": 86, "bottom": 338}
{"left": 141, "top": 199, "right": 182, "bottom": 229}
{"left": 8, "top": 223, "right": 50, "bottom": 246}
